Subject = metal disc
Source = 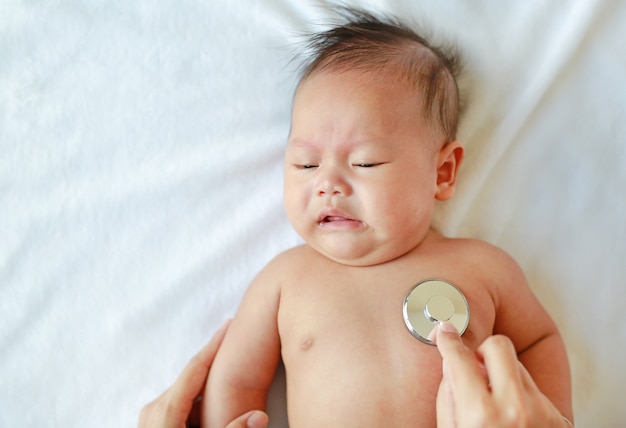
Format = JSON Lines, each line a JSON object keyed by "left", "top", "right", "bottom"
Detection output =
{"left": 402, "top": 279, "right": 470, "bottom": 345}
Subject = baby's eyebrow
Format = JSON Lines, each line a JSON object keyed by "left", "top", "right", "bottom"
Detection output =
{"left": 288, "top": 135, "right": 384, "bottom": 147}
{"left": 287, "top": 138, "right": 319, "bottom": 149}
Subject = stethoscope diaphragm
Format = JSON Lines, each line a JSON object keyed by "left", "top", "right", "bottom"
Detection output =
{"left": 403, "top": 279, "right": 470, "bottom": 345}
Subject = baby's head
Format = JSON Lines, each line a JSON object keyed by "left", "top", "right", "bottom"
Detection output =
{"left": 297, "top": 7, "right": 460, "bottom": 144}
{"left": 284, "top": 8, "right": 464, "bottom": 266}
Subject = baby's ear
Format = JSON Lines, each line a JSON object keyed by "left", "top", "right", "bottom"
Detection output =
{"left": 435, "top": 140, "right": 464, "bottom": 201}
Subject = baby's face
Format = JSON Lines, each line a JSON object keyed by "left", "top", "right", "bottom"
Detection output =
{"left": 284, "top": 70, "right": 443, "bottom": 266}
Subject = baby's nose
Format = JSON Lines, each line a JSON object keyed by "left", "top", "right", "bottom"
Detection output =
{"left": 316, "top": 167, "right": 351, "bottom": 197}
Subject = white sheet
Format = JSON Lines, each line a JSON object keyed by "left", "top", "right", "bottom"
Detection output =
{"left": 2, "top": 1, "right": 625, "bottom": 426}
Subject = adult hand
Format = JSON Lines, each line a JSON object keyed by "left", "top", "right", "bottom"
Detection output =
{"left": 138, "top": 320, "right": 269, "bottom": 428}
{"left": 435, "top": 322, "right": 572, "bottom": 427}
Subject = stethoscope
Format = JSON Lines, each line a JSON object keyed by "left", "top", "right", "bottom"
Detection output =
{"left": 403, "top": 279, "right": 470, "bottom": 345}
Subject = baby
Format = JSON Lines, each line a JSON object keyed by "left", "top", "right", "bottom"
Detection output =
{"left": 203, "top": 8, "right": 571, "bottom": 428}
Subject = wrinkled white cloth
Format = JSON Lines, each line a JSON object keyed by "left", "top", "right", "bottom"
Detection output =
{"left": 1, "top": 1, "right": 625, "bottom": 426}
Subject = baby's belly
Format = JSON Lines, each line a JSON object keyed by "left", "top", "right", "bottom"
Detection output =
{"left": 282, "top": 330, "right": 442, "bottom": 428}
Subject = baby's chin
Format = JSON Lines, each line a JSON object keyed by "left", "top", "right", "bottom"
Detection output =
{"left": 308, "top": 239, "right": 410, "bottom": 267}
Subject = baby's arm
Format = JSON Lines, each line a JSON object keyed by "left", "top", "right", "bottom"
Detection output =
{"left": 489, "top": 248, "right": 573, "bottom": 422}
{"left": 202, "top": 257, "right": 283, "bottom": 428}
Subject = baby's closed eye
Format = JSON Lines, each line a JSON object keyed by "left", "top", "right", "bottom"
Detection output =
{"left": 353, "top": 162, "right": 379, "bottom": 168}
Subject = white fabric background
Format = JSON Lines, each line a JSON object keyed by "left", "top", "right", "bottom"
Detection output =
{"left": 1, "top": 1, "right": 625, "bottom": 426}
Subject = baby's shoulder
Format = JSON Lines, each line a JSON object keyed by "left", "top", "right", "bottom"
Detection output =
{"left": 430, "top": 236, "right": 525, "bottom": 284}
{"left": 262, "top": 244, "right": 325, "bottom": 275}
{"left": 436, "top": 235, "right": 516, "bottom": 263}
{"left": 270, "top": 244, "right": 318, "bottom": 263}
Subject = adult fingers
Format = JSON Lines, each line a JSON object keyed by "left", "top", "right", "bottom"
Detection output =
{"left": 517, "top": 361, "right": 569, "bottom": 426}
{"left": 471, "top": 335, "right": 567, "bottom": 427}
{"left": 435, "top": 322, "right": 490, "bottom": 417}
{"left": 477, "top": 335, "right": 522, "bottom": 401}
{"left": 437, "top": 322, "right": 490, "bottom": 426}
{"left": 436, "top": 325, "right": 570, "bottom": 428}
{"left": 224, "top": 410, "right": 269, "bottom": 428}
{"left": 436, "top": 367, "right": 457, "bottom": 428}
{"left": 138, "top": 320, "right": 232, "bottom": 428}
{"left": 169, "top": 319, "right": 231, "bottom": 406}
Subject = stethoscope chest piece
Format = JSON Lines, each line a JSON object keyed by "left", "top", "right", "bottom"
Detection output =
{"left": 403, "top": 279, "right": 470, "bottom": 345}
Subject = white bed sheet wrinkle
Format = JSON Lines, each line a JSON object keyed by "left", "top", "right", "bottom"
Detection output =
{"left": 449, "top": 0, "right": 605, "bottom": 235}
{"left": 2, "top": 0, "right": 625, "bottom": 427}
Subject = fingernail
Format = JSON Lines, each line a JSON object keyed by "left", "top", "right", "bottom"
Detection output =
{"left": 247, "top": 411, "right": 268, "bottom": 428}
{"left": 439, "top": 321, "right": 458, "bottom": 334}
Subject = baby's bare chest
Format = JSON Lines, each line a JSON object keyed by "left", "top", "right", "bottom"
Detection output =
{"left": 275, "top": 260, "right": 496, "bottom": 426}
{"left": 278, "top": 257, "right": 494, "bottom": 350}
{"left": 278, "top": 269, "right": 489, "bottom": 426}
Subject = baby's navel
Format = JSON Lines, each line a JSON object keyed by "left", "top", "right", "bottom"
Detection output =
{"left": 299, "top": 335, "right": 315, "bottom": 351}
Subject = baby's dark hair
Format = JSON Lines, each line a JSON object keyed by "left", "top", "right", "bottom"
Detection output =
{"left": 297, "top": 7, "right": 461, "bottom": 143}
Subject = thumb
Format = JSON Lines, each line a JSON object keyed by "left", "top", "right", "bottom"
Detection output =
{"left": 225, "top": 410, "right": 269, "bottom": 428}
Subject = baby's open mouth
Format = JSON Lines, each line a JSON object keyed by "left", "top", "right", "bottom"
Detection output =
{"left": 321, "top": 216, "right": 349, "bottom": 223}
{"left": 318, "top": 215, "right": 364, "bottom": 229}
